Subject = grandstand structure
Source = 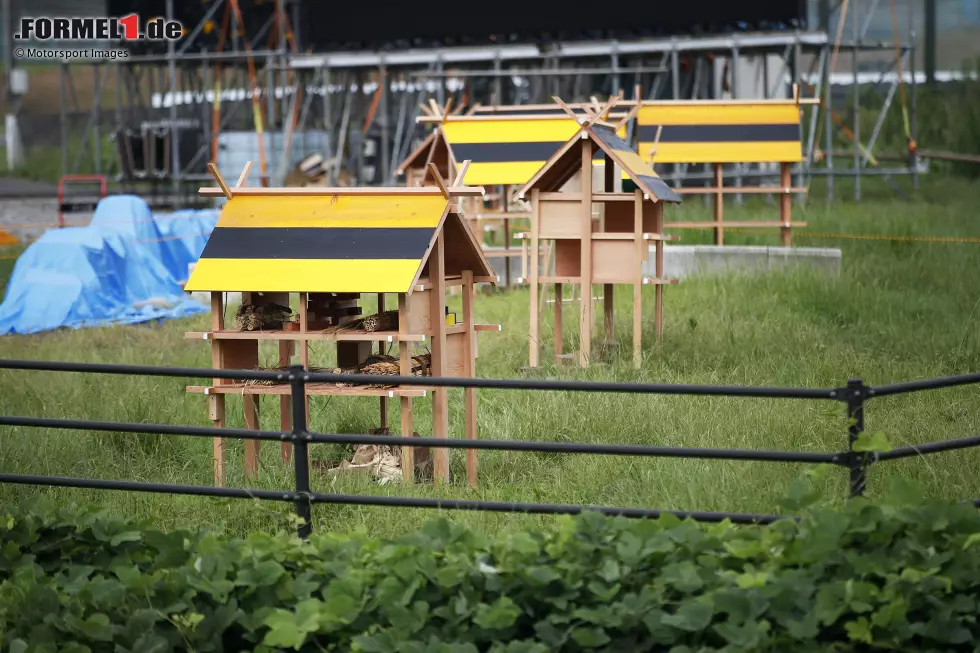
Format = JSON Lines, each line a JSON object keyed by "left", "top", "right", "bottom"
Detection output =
{"left": 41, "top": 0, "right": 922, "bottom": 205}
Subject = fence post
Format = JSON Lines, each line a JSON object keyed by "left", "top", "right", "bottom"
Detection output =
{"left": 846, "top": 377, "right": 868, "bottom": 497}
{"left": 289, "top": 364, "right": 313, "bottom": 538}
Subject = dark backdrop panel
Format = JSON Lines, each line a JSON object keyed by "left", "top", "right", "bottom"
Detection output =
{"left": 108, "top": 0, "right": 807, "bottom": 53}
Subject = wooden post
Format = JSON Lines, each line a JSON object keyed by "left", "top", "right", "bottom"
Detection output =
{"left": 461, "top": 270, "right": 477, "bottom": 487}
{"left": 502, "top": 184, "right": 512, "bottom": 287}
{"left": 520, "top": 235, "right": 528, "bottom": 284}
{"left": 397, "top": 293, "right": 415, "bottom": 483}
{"left": 528, "top": 188, "right": 541, "bottom": 368}
{"left": 278, "top": 339, "right": 294, "bottom": 463}
{"left": 633, "top": 190, "right": 644, "bottom": 369}
{"left": 244, "top": 395, "right": 260, "bottom": 479}
{"left": 210, "top": 291, "right": 227, "bottom": 486}
{"left": 377, "top": 293, "right": 388, "bottom": 430}
{"left": 579, "top": 143, "right": 593, "bottom": 368}
{"left": 713, "top": 163, "right": 724, "bottom": 246}
{"left": 554, "top": 282, "right": 563, "bottom": 360}
{"left": 654, "top": 202, "right": 665, "bottom": 342}
{"left": 298, "top": 292, "right": 310, "bottom": 466}
{"left": 779, "top": 162, "right": 792, "bottom": 246}
{"left": 603, "top": 286, "right": 614, "bottom": 344}
{"left": 429, "top": 230, "right": 450, "bottom": 484}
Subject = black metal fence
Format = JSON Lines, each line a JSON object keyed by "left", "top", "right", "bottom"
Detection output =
{"left": 1, "top": 358, "right": 979, "bottom": 538}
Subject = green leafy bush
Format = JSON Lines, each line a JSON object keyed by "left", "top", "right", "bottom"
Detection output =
{"left": 2, "top": 478, "right": 980, "bottom": 652}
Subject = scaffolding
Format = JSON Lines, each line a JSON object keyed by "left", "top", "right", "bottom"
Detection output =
{"left": 52, "top": 0, "right": 921, "bottom": 206}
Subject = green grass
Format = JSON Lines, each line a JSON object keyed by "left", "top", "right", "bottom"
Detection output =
{"left": 1, "top": 176, "right": 980, "bottom": 540}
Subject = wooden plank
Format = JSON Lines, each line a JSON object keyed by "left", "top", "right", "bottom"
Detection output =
{"left": 579, "top": 143, "right": 593, "bottom": 368}
{"left": 674, "top": 186, "right": 809, "bottom": 195}
{"left": 208, "top": 162, "right": 233, "bottom": 200}
{"left": 592, "top": 240, "right": 636, "bottom": 284}
{"left": 188, "top": 384, "right": 430, "bottom": 397}
{"left": 591, "top": 232, "right": 679, "bottom": 241}
{"left": 185, "top": 330, "right": 426, "bottom": 342}
{"left": 653, "top": 202, "right": 665, "bottom": 342}
{"left": 198, "top": 186, "right": 485, "bottom": 197}
{"left": 235, "top": 161, "right": 253, "bottom": 188}
{"left": 209, "top": 292, "right": 226, "bottom": 486}
{"left": 398, "top": 293, "right": 415, "bottom": 484}
{"left": 461, "top": 270, "right": 478, "bottom": 488}
{"left": 278, "top": 339, "right": 294, "bottom": 463}
{"left": 244, "top": 395, "right": 260, "bottom": 480}
{"left": 528, "top": 189, "right": 541, "bottom": 368}
{"left": 554, "top": 282, "right": 564, "bottom": 360}
{"left": 665, "top": 221, "right": 808, "bottom": 229}
{"left": 713, "top": 163, "right": 724, "bottom": 246}
{"left": 429, "top": 231, "right": 450, "bottom": 484}
{"left": 780, "top": 162, "right": 792, "bottom": 246}
{"left": 633, "top": 190, "right": 644, "bottom": 369}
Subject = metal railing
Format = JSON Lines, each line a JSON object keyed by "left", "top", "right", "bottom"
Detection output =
{"left": 1, "top": 358, "right": 978, "bottom": 538}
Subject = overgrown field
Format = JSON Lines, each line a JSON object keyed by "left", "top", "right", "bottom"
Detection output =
{"left": 1, "top": 176, "right": 979, "bottom": 540}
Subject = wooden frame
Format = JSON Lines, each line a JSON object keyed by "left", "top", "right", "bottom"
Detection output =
{"left": 632, "top": 88, "right": 812, "bottom": 246}
{"left": 520, "top": 99, "right": 681, "bottom": 370}
{"left": 188, "top": 163, "right": 500, "bottom": 488}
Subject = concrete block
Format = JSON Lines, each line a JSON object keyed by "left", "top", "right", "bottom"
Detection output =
{"left": 645, "top": 245, "right": 842, "bottom": 280}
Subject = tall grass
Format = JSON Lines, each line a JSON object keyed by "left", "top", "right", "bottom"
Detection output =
{"left": 0, "top": 176, "right": 979, "bottom": 540}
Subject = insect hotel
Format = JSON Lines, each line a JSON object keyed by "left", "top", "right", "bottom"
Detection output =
{"left": 396, "top": 100, "right": 627, "bottom": 287}
{"left": 183, "top": 161, "right": 499, "bottom": 488}
{"left": 520, "top": 98, "right": 682, "bottom": 369}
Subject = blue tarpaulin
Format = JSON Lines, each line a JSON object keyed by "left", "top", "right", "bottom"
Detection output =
{"left": 0, "top": 195, "right": 217, "bottom": 335}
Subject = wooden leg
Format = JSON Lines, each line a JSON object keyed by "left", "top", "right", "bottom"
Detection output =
{"left": 529, "top": 231, "right": 540, "bottom": 367}
{"left": 713, "top": 163, "right": 724, "bottom": 246}
{"left": 603, "top": 284, "right": 614, "bottom": 342}
{"left": 278, "top": 340, "right": 294, "bottom": 462}
{"left": 209, "top": 394, "right": 226, "bottom": 487}
{"left": 462, "top": 270, "right": 477, "bottom": 487}
{"left": 429, "top": 232, "right": 450, "bottom": 484}
{"left": 244, "top": 394, "right": 260, "bottom": 480}
{"left": 400, "top": 397, "right": 415, "bottom": 483}
{"left": 633, "top": 190, "right": 644, "bottom": 369}
{"left": 780, "top": 162, "right": 792, "bottom": 246}
{"left": 554, "top": 282, "right": 563, "bottom": 360}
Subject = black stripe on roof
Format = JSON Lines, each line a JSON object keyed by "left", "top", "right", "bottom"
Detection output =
{"left": 635, "top": 174, "right": 682, "bottom": 203}
{"left": 637, "top": 123, "right": 801, "bottom": 143}
{"left": 591, "top": 124, "right": 635, "bottom": 153}
{"left": 451, "top": 141, "right": 565, "bottom": 163}
{"left": 199, "top": 227, "right": 434, "bottom": 260}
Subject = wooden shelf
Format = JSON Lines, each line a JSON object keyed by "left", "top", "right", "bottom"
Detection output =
{"left": 591, "top": 233, "right": 681, "bottom": 242}
{"left": 666, "top": 221, "right": 807, "bottom": 229}
{"left": 184, "top": 330, "right": 427, "bottom": 343}
{"left": 186, "top": 384, "right": 431, "bottom": 397}
{"left": 538, "top": 276, "right": 679, "bottom": 285}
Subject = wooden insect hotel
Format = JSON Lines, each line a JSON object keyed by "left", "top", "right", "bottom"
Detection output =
{"left": 396, "top": 100, "right": 627, "bottom": 287}
{"left": 520, "top": 98, "right": 682, "bottom": 369}
{"left": 183, "top": 161, "right": 500, "bottom": 488}
{"left": 632, "top": 89, "right": 816, "bottom": 245}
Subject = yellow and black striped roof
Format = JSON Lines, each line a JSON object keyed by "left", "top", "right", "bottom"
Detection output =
{"left": 637, "top": 102, "right": 804, "bottom": 164}
{"left": 441, "top": 116, "right": 624, "bottom": 186}
{"left": 184, "top": 193, "right": 492, "bottom": 294}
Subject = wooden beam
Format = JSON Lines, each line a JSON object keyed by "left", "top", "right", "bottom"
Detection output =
{"left": 198, "top": 185, "right": 486, "bottom": 197}
{"left": 427, "top": 162, "right": 451, "bottom": 199}
{"left": 452, "top": 159, "right": 471, "bottom": 187}
{"left": 208, "top": 162, "right": 233, "bottom": 200}
{"left": 235, "top": 161, "right": 253, "bottom": 188}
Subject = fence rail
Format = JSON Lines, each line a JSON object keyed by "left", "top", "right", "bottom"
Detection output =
{"left": 1, "top": 358, "right": 978, "bottom": 538}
